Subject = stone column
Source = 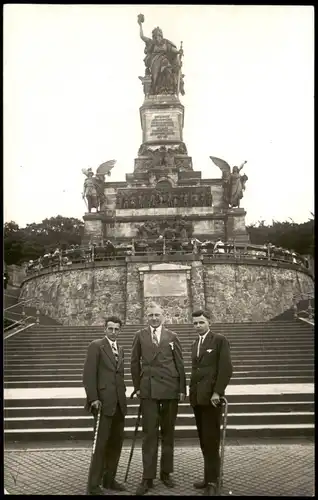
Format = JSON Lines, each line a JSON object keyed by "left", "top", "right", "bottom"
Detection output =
{"left": 125, "top": 262, "right": 143, "bottom": 324}
{"left": 190, "top": 260, "right": 206, "bottom": 311}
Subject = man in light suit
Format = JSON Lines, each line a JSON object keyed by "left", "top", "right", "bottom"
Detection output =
{"left": 131, "top": 303, "right": 186, "bottom": 496}
{"left": 83, "top": 316, "right": 127, "bottom": 495}
{"left": 190, "top": 310, "right": 233, "bottom": 496}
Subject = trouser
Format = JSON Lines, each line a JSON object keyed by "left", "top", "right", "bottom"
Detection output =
{"left": 88, "top": 404, "right": 125, "bottom": 489}
{"left": 193, "top": 404, "right": 222, "bottom": 483}
{"left": 141, "top": 398, "right": 179, "bottom": 479}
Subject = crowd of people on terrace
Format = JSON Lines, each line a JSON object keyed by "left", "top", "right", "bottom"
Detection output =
{"left": 25, "top": 237, "right": 310, "bottom": 275}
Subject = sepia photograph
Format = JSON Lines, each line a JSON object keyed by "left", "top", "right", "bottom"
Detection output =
{"left": 4, "top": 4, "right": 314, "bottom": 496}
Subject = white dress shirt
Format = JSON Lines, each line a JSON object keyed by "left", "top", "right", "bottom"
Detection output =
{"left": 106, "top": 336, "right": 118, "bottom": 353}
{"left": 197, "top": 330, "right": 210, "bottom": 357}
{"left": 150, "top": 324, "right": 162, "bottom": 344}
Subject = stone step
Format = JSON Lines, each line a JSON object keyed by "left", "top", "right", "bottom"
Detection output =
{"left": 9, "top": 330, "right": 313, "bottom": 339}
{"left": 4, "top": 401, "right": 315, "bottom": 418}
{"left": 4, "top": 411, "right": 315, "bottom": 431}
{"left": 5, "top": 343, "right": 314, "bottom": 352}
{"left": 4, "top": 423, "right": 315, "bottom": 441}
{"left": 4, "top": 392, "right": 314, "bottom": 406}
{"left": 3, "top": 360, "right": 314, "bottom": 370}
{"left": 6, "top": 338, "right": 314, "bottom": 347}
{"left": 4, "top": 363, "right": 314, "bottom": 378}
{"left": 4, "top": 376, "right": 314, "bottom": 388}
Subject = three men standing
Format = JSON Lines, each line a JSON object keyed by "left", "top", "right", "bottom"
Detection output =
{"left": 189, "top": 310, "right": 233, "bottom": 496}
{"left": 131, "top": 303, "right": 186, "bottom": 495}
{"left": 83, "top": 316, "right": 127, "bottom": 495}
{"left": 82, "top": 306, "right": 232, "bottom": 496}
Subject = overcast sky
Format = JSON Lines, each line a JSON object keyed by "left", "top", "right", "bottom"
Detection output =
{"left": 4, "top": 4, "right": 314, "bottom": 227}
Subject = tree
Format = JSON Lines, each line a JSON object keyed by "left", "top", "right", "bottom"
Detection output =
{"left": 247, "top": 215, "right": 314, "bottom": 257}
{"left": 4, "top": 216, "right": 84, "bottom": 265}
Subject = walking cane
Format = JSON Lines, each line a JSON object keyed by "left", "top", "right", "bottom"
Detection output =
{"left": 86, "top": 406, "right": 102, "bottom": 495}
{"left": 124, "top": 390, "right": 142, "bottom": 483}
{"left": 216, "top": 397, "right": 229, "bottom": 496}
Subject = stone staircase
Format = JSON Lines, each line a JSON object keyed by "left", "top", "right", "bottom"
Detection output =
{"left": 4, "top": 321, "right": 314, "bottom": 442}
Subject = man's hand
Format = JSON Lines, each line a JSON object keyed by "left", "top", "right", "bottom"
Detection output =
{"left": 135, "top": 390, "right": 140, "bottom": 397}
{"left": 179, "top": 393, "right": 186, "bottom": 402}
{"left": 210, "top": 392, "right": 220, "bottom": 407}
{"left": 90, "top": 400, "right": 102, "bottom": 411}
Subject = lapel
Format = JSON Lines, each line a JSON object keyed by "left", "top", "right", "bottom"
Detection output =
{"left": 144, "top": 325, "right": 169, "bottom": 361}
{"left": 117, "top": 345, "right": 123, "bottom": 368}
{"left": 198, "top": 331, "right": 217, "bottom": 362}
{"left": 192, "top": 337, "right": 199, "bottom": 363}
{"left": 100, "top": 337, "right": 116, "bottom": 367}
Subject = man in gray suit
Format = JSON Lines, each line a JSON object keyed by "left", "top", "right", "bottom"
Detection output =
{"left": 83, "top": 316, "right": 127, "bottom": 495}
{"left": 190, "top": 310, "right": 233, "bottom": 496}
{"left": 131, "top": 303, "right": 186, "bottom": 496}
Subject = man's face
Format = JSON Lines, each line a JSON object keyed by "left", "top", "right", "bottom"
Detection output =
{"left": 105, "top": 321, "right": 121, "bottom": 341}
{"left": 147, "top": 306, "right": 164, "bottom": 328}
{"left": 193, "top": 315, "right": 210, "bottom": 336}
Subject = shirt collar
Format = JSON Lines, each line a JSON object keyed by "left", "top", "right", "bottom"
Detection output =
{"left": 199, "top": 329, "right": 210, "bottom": 342}
{"left": 105, "top": 336, "right": 117, "bottom": 346}
{"left": 150, "top": 325, "right": 162, "bottom": 335}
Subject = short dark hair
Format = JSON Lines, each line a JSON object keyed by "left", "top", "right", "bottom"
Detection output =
{"left": 105, "top": 316, "right": 122, "bottom": 327}
{"left": 192, "top": 309, "right": 211, "bottom": 320}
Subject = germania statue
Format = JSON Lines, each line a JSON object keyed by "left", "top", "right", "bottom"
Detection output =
{"left": 137, "top": 13, "right": 184, "bottom": 96}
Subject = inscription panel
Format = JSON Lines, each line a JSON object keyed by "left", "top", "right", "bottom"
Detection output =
{"left": 143, "top": 272, "right": 188, "bottom": 297}
{"left": 143, "top": 109, "right": 182, "bottom": 143}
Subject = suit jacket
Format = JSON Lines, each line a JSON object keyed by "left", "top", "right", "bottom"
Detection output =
{"left": 82, "top": 337, "right": 127, "bottom": 416}
{"left": 131, "top": 326, "right": 186, "bottom": 400}
{"left": 189, "top": 331, "right": 233, "bottom": 406}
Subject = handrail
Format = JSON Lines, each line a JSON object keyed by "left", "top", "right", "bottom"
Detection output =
{"left": 293, "top": 292, "right": 315, "bottom": 325}
{"left": 4, "top": 298, "right": 34, "bottom": 312}
{"left": 4, "top": 316, "right": 35, "bottom": 332}
{"left": 4, "top": 321, "right": 36, "bottom": 340}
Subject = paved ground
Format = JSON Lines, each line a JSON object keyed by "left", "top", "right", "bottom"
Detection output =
{"left": 4, "top": 442, "right": 314, "bottom": 496}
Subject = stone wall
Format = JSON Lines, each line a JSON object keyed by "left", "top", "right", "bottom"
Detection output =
{"left": 20, "top": 264, "right": 126, "bottom": 326}
{"left": 204, "top": 263, "right": 314, "bottom": 323}
{"left": 20, "top": 258, "right": 314, "bottom": 325}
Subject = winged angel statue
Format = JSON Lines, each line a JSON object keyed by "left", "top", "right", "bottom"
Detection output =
{"left": 82, "top": 160, "right": 116, "bottom": 213}
{"left": 210, "top": 157, "right": 248, "bottom": 208}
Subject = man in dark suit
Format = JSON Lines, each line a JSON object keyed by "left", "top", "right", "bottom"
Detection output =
{"left": 190, "top": 310, "right": 233, "bottom": 496}
{"left": 83, "top": 315, "right": 127, "bottom": 495}
{"left": 131, "top": 302, "right": 186, "bottom": 495}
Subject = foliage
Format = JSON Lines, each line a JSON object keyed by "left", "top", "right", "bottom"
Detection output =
{"left": 4, "top": 216, "right": 84, "bottom": 265}
{"left": 246, "top": 215, "right": 314, "bottom": 257}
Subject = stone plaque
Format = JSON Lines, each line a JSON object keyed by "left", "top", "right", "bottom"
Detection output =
{"left": 142, "top": 108, "right": 182, "bottom": 143}
{"left": 144, "top": 272, "right": 188, "bottom": 297}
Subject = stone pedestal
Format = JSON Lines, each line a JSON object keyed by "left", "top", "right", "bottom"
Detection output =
{"left": 140, "top": 95, "right": 184, "bottom": 145}
{"left": 82, "top": 215, "right": 104, "bottom": 245}
{"left": 225, "top": 209, "right": 250, "bottom": 243}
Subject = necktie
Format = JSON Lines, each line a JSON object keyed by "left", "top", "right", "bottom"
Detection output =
{"left": 152, "top": 328, "right": 159, "bottom": 346}
{"left": 197, "top": 336, "right": 203, "bottom": 357}
{"left": 111, "top": 341, "right": 118, "bottom": 362}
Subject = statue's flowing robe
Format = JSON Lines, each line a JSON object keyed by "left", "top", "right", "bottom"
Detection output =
{"left": 144, "top": 39, "right": 179, "bottom": 93}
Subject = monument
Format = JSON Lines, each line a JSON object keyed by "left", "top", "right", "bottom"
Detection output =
{"left": 20, "top": 14, "right": 314, "bottom": 325}
{"left": 82, "top": 14, "right": 250, "bottom": 247}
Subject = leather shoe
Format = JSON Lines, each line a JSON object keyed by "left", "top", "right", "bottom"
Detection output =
{"left": 107, "top": 479, "right": 126, "bottom": 491}
{"left": 135, "top": 479, "right": 153, "bottom": 496}
{"left": 205, "top": 483, "right": 217, "bottom": 496}
{"left": 193, "top": 480, "right": 207, "bottom": 489}
{"left": 88, "top": 486, "right": 106, "bottom": 495}
{"left": 160, "top": 473, "right": 174, "bottom": 488}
